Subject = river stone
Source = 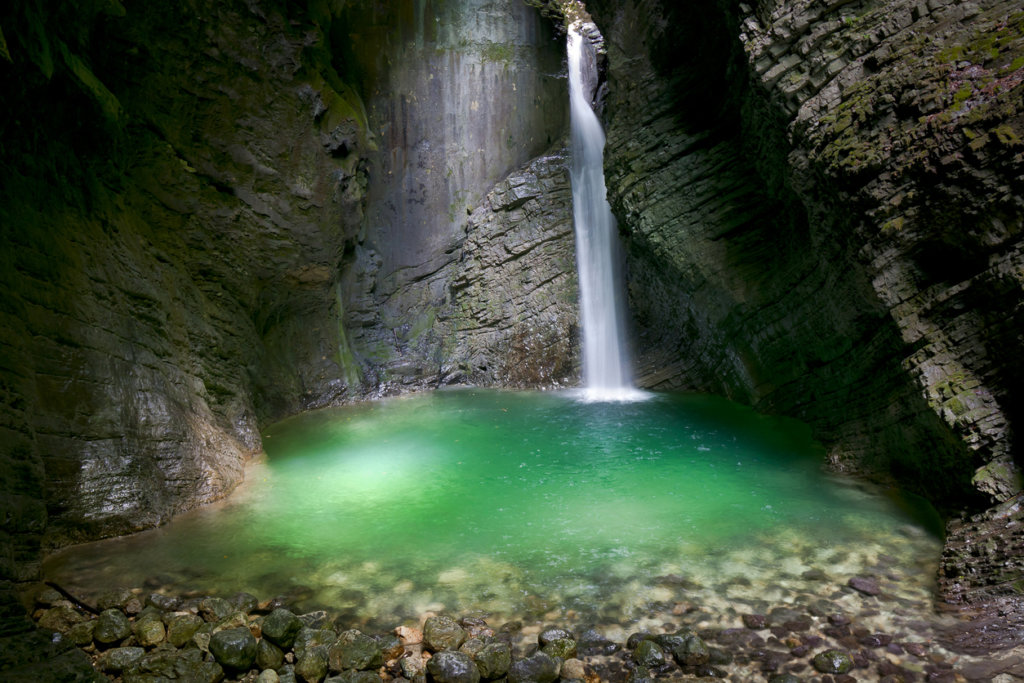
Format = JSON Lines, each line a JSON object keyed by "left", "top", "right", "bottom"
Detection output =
{"left": 768, "top": 675, "right": 802, "bottom": 683}
{"left": 633, "top": 639, "right": 666, "bottom": 668}
{"left": 577, "top": 629, "right": 619, "bottom": 655}
{"left": 424, "top": 615, "right": 467, "bottom": 651}
{"left": 37, "top": 605, "right": 88, "bottom": 633}
{"left": 561, "top": 658, "right": 586, "bottom": 680}
{"left": 200, "top": 596, "right": 235, "bottom": 622}
{"left": 210, "top": 626, "right": 258, "bottom": 671}
{"left": 231, "top": 591, "right": 260, "bottom": 614}
{"left": 459, "top": 637, "right": 487, "bottom": 658}
{"left": 376, "top": 633, "right": 404, "bottom": 661}
{"left": 295, "top": 628, "right": 338, "bottom": 660}
{"left": 427, "top": 650, "right": 481, "bottom": 683}
{"left": 812, "top": 649, "right": 854, "bottom": 674}
{"left": 673, "top": 633, "right": 710, "bottom": 666}
{"left": 258, "top": 670, "right": 281, "bottom": 683}
{"left": 99, "top": 646, "right": 145, "bottom": 673}
{"left": 95, "top": 608, "right": 132, "bottom": 645}
{"left": 97, "top": 588, "right": 136, "bottom": 611}
{"left": 328, "top": 629, "right": 383, "bottom": 671}
{"left": 67, "top": 620, "right": 96, "bottom": 646}
{"left": 626, "top": 665, "right": 655, "bottom": 683}
{"left": 263, "top": 608, "right": 304, "bottom": 649}
{"left": 295, "top": 646, "right": 329, "bottom": 682}
{"left": 507, "top": 651, "right": 559, "bottom": 683}
{"left": 847, "top": 576, "right": 881, "bottom": 596}
{"left": 258, "top": 637, "right": 285, "bottom": 671}
{"left": 146, "top": 592, "right": 183, "bottom": 611}
{"left": 541, "top": 637, "right": 577, "bottom": 659}
{"left": 538, "top": 627, "right": 574, "bottom": 646}
{"left": 133, "top": 615, "right": 166, "bottom": 647}
{"left": 474, "top": 641, "right": 511, "bottom": 678}
{"left": 130, "top": 647, "right": 224, "bottom": 681}
{"left": 326, "top": 672, "right": 382, "bottom": 683}
{"left": 400, "top": 653, "right": 425, "bottom": 678}
{"left": 167, "top": 612, "right": 204, "bottom": 647}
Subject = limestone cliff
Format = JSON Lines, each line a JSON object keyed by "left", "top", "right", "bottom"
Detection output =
{"left": 0, "top": 0, "right": 573, "bottom": 591}
{"left": 584, "top": 0, "right": 1023, "bottom": 650}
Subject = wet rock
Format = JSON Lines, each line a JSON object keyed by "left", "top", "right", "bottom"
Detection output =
{"left": 561, "top": 658, "right": 586, "bottom": 680}
{"left": 903, "top": 641, "right": 927, "bottom": 657}
{"left": 672, "top": 633, "right": 710, "bottom": 667}
{"left": 37, "top": 606, "right": 88, "bottom": 633}
{"left": 626, "top": 631, "right": 651, "bottom": 649}
{"left": 257, "top": 637, "right": 285, "bottom": 671}
{"left": 295, "top": 646, "right": 330, "bottom": 683}
{"left": 210, "top": 626, "right": 258, "bottom": 671}
{"left": 146, "top": 593, "right": 183, "bottom": 611}
{"left": 200, "top": 597, "right": 236, "bottom": 622}
{"left": 742, "top": 614, "right": 767, "bottom": 629}
{"left": 768, "top": 675, "right": 801, "bottom": 683}
{"left": 328, "top": 629, "right": 382, "bottom": 671}
{"left": 98, "top": 646, "right": 145, "bottom": 673}
{"left": 537, "top": 626, "right": 574, "bottom": 646}
{"left": 97, "top": 589, "right": 136, "bottom": 611}
{"left": 540, "top": 637, "right": 577, "bottom": 659}
{"left": 424, "top": 615, "right": 468, "bottom": 651}
{"left": 577, "top": 629, "right": 619, "bottom": 655}
{"left": 299, "top": 611, "right": 330, "bottom": 629}
{"left": 625, "top": 665, "right": 655, "bottom": 683}
{"left": 860, "top": 632, "right": 893, "bottom": 647}
{"left": 459, "top": 637, "right": 487, "bottom": 658}
{"left": 632, "top": 639, "right": 666, "bottom": 668}
{"left": 474, "top": 641, "right": 511, "bottom": 678}
{"left": 67, "top": 620, "right": 96, "bottom": 646}
{"left": 427, "top": 650, "right": 481, "bottom": 683}
{"left": 259, "top": 670, "right": 281, "bottom": 683}
{"left": 133, "top": 614, "right": 166, "bottom": 647}
{"left": 295, "top": 628, "right": 338, "bottom": 660}
{"left": 326, "top": 672, "right": 382, "bottom": 683}
{"left": 812, "top": 649, "right": 854, "bottom": 674}
{"left": 94, "top": 608, "right": 132, "bottom": 646}
{"left": 376, "top": 633, "right": 404, "bottom": 661}
{"left": 230, "top": 591, "right": 260, "bottom": 614}
{"left": 507, "top": 651, "right": 560, "bottom": 682}
{"left": 167, "top": 612, "right": 204, "bottom": 647}
{"left": 263, "top": 608, "right": 304, "bottom": 649}
{"left": 847, "top": 577, "right": 881, "bottom": 596}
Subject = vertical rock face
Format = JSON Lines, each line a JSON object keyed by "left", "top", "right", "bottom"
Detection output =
{"left": 0, "top": 0, "right": 574, "bottom": 584}
{"left": 587, "top": 0, "right": 1023, "bottom": 646}
{"left": 332, "top": 0, "right": 569, "bottom": 389}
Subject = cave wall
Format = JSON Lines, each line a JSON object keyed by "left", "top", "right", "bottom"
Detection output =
{"left": 0, "top": 0, "right": 574, "bottom": 589}
{"left": 584, "top": 0, "right": 1024, "bottom": 639}
{"left": 585, "top": 0, "right": 1024, "bottom": 510}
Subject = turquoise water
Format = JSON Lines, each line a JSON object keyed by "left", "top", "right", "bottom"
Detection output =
{"left": 44, "top": 389, "right": 941, "bottom": 627}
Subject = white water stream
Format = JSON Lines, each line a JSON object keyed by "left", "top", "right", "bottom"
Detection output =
{"left": 567, "top": 25, "right": 639, "bottom": 401}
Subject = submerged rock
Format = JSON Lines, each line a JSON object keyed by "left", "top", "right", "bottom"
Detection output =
{"left": 632, "top": 639, "right": 666, "bottom": 668}
{"left": 812, "top": 648, "right": 854, "bottom": 674}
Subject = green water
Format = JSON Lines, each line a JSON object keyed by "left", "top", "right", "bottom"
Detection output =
{"left": 44, "top": 389, "right": 941, "bottom": 627}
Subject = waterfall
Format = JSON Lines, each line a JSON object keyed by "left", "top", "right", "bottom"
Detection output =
{"left": 567, "top": 24, "right": 640, "bottom": 401}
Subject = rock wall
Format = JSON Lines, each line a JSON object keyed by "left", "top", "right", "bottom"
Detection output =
{"left": 585, "top": 0, "right": 1023, "bottom": 648}
{"left": 0, "top": 0, "right": 574, "bottom": 595}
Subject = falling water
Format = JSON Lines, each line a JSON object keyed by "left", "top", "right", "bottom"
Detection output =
{"left": 567, "top": 24, "right": 637, "bottom": 401}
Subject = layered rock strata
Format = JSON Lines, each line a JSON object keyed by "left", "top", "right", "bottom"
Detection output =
{"left": 0, "top": 0, "right": 573, "bottom": 596}
{"left": 585, "top": 0, "right": 1023, "bottom": 650}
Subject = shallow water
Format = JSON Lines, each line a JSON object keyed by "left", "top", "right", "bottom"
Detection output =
{"left": 44, "top": 389, "right": 943, "bottom": 631}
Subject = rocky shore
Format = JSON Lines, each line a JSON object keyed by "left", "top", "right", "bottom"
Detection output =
{"left": 16, "top": 574, "right": 1023, "bottom": 683}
